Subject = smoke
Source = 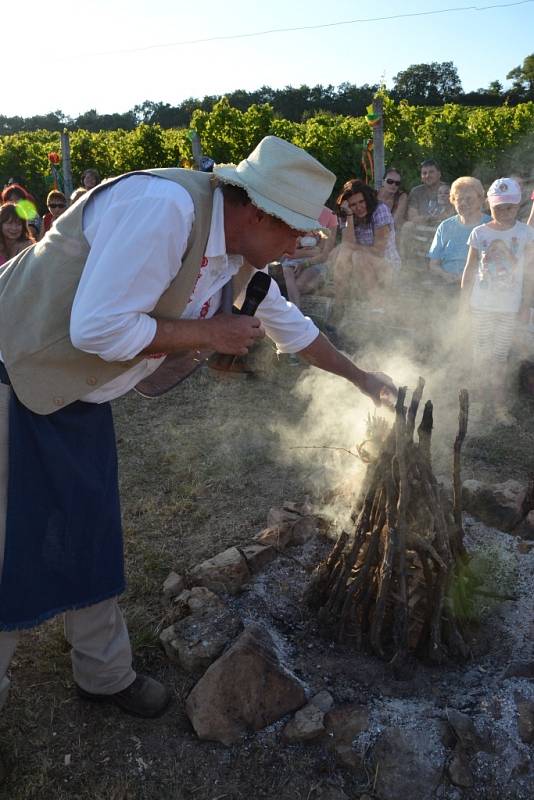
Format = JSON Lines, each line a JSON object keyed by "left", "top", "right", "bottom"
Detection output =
{"left": 269, "top": 273, "right": 479, "bottom": 524}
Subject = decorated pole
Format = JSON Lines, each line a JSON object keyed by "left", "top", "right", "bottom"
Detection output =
{"left": 61, "top": 131, "right": 73, "bottom": 199}
{"left": 372, "top": 97, "right": 385, "bottom": 190}
{"left": 188, "top": 129, "right": 204, "bottom": 169}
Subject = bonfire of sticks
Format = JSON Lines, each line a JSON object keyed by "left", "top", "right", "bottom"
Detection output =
{"left": 306, "top": 378, "right": 471, "bottom": 663}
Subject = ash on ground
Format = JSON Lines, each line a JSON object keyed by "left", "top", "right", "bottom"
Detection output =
{"left": 225, "top": 515, "right": 534, "bottom": 800}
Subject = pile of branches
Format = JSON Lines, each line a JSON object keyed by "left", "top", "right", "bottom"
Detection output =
{"left": 307, "top": 379, "right": 471, "bottom": 663}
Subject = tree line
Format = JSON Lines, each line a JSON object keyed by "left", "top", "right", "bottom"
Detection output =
{"left": 2, "top": 95, "right": 533, "bottom": 209}
{"left": 1, "top": 56, "right": 533, "bottom": 135}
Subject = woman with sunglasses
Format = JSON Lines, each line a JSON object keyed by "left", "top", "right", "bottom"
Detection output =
{"left": 377, "top": 168, "right": 408, "bottom": 231}
{"left": 41, "top": 190, "right": 67, "bottom": 236}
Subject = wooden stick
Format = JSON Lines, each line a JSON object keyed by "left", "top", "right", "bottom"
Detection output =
{"left": 393, "top": 387, "right": 409, "bottom": 659}
{"left": 407, "top": 377, "right": 426, "bottom": 441}
{"left": 417, "top": 400, "right": 434, "bottom": 463}
{"left": 453, "top": 389, "right": 469, "bottom": 531}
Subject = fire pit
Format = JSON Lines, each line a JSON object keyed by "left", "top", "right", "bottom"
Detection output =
{"left": 306, "top": 379, "right": 471, "bottom": 663}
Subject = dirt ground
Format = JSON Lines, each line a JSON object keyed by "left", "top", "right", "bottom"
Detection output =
{"left": 2, "top": 277, "right": 534, "bottom": 800}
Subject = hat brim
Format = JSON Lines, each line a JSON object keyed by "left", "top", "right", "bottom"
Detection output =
{"left": 213, "top": 165, "right": 323, "bottom": 231}
{"left": 488, "top": 196, "right": 521, "bottom": 206}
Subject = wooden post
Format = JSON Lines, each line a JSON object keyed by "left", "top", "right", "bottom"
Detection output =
{"left": 61, "top": 131, "right": 73, "bottom": 198}
{"left": 190, "top": 131, "right": 204, "bottom": 170}
{"left": 372, "top": 97, "right": 385, "bottom": 190}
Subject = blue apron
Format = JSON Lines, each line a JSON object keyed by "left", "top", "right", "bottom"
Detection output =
{"left": 0, "top": 364, "right": 125, "bottom": 631}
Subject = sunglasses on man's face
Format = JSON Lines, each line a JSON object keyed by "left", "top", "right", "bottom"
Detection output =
{"left": 385, "top": 178, "right": 401, "bottom": 186}
{"left": 49, "top": 203, "right": 66, "bottom": 209}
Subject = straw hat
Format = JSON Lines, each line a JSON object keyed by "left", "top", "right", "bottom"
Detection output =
{"left": 213, "top": 136, "right": 336, "bottom": 231}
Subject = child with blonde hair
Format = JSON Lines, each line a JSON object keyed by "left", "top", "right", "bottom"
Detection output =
{"left": 461, "top": 177, "right": 534, "bottom": 424}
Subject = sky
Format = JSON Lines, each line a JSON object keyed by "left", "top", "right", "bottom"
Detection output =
{"left": 4, "top": 0, "right": 534, "bottom": 118}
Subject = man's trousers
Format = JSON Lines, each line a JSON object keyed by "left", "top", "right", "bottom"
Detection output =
{"left": 0, "top": 384, "right": 135, "bottom": 712}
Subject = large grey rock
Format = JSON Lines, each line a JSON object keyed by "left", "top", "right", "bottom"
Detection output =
{"left": 462, "top": 479, "right": 528, "bottom": 532}
{"left": 188, "top": 546, "right": 250, "bottom": 595}
{"left": 371, "top": 726, "right": 444, "bottom": 800}
{"left": 237, "top": 543, "right": 276, "bottom": 573}
{"left": 160, "top": 587, "right": 241, "bottom": 673}
{"left": 185, "top": 624, "right": 306, "bottom": 745}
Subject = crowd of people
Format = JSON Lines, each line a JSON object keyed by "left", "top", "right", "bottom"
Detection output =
{"left": 0, "top": 169, "right": 100, "bottom": 264}
{"left": 2, "top": 157, "right": 534, "bottom": 426}
{"left": 278, "top": 159, "right": 534, "bottom": 425}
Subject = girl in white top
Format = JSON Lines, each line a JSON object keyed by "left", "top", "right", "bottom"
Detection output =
{"left": 461, "top": 177, "right": 534, "bottom": 424}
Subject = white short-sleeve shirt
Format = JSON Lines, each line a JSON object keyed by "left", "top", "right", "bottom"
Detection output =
{"left": 70, "top": 174, "right": 318, "bottom": 402}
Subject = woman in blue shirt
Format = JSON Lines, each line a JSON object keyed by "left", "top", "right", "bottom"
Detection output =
{"left": 429, "top": 177, "right": 490, "bottom": 283}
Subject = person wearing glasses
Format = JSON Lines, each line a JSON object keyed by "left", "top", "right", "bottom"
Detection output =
{"left": 377, "top": 168, "right": 408, "bottom": 232}
{"left": 41, "top": 191, "right": 67, "bottom": 235}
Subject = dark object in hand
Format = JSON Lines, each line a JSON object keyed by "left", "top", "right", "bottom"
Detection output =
{"left": 208, "top": 272, "right": 271, "bottom": 372}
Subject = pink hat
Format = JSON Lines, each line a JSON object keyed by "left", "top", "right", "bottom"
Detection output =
{"left": 487, "top": 178, "right": 521, "bottom": 206}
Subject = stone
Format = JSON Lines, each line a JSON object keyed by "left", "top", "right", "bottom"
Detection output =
{"left": 462, "top": 479, "right": 527, "bottom": 532}
{"left": 516, "top": 699, "right": 534, "bottom": 744}
{"left": 324, "top": 704, "right": 369, "bottom": 744}
{"left": 254, "top": 524, "right": 293, "bottom": 551}
{"left": 162, "top": 571, "right": 185, "bottom": 599}
{"left": 160, "top": 589, "right": 242, "bottom": 673}
{"left": 446, "top": 709, "right": 486, "bottom": 753}
{"left": 282, "top": 702, "right": 325, "bottom": 742}
{"left": 185, "top": 624, "right": 306, "bottom": 746}
{"left": 237, "top": 543, "right": 276, "bottom": 573}
{"left": 189, "top": 546, "right": 250, "bottom": 595}
{"left": 174, "top": 586, "right": 217, "bottom": 612}
{"left": 310, "top": 690, "right": 335, "bottom": 713}
{"left": 371, "top": 726, "right": 444, "bottom": 800}
{"left": 291, "top": 516, "right": 318, "bottom": 544}
{"left": 447, "top": 746, "right": 474, "bottom": 788}
{"left": 267, "top": 505, "right": 302, "bottom": 528}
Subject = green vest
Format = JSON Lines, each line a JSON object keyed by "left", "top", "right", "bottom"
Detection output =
{"left": 0, "top": 169, "right": 250, "bottom": 415}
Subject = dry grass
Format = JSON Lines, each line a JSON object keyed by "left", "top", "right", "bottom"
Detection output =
{"left": 1, "top": 305, "right": 533, "bottom": 799}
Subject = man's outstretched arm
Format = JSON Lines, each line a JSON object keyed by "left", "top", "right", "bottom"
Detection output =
{"left": 298, "top": 332, "right": 396, "bottom": 407}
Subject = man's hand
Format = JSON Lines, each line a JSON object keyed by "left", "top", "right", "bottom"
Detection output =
{"left": 359, "top": 371, "right": 397, "bottom": 408}
{"left": 299, "top": 333, "right": 397, "bottom": 408}
{"left": 205, "top": 314, "right": 265, "bottom": 355}
{"left": 144, "top": 314, "right": 265, "bottom": 357}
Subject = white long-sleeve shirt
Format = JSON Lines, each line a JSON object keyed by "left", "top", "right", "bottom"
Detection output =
{"left": 69, "top": 174, "right": 318, "bottom": 402}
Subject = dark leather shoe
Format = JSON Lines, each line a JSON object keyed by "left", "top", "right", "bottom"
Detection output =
{"left": 76, "top": 674, "right": 171, "bottom": 718}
